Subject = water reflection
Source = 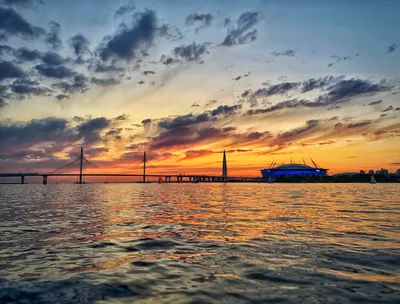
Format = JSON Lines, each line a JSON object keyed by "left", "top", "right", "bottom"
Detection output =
{"left": 0, "top": 183, "right": 399, "bottom": 303}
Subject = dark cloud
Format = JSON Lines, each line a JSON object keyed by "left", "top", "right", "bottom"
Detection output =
{"left": 210, "top": 105, "right": 241, "bottom": 116}
{"left": 83, "top": 147, "right": 109, "bottom": 158}
{"left": 185, "top": 13, "right": 213, "bottom": 33}
{"left": 115, "top": 3, "right": 135, "bottom": 18}
{"left": 271, "top": 50, "right": 297, "bottom": 57}
{"left": 252, "top": 82, "right": 299, "bottom": 97}
{"left": 13, "top": 47, "right": 42, "bottom": 62}
{"left": 138, "top": 80, "right": 145, "bottom": 84}
{"left": 300, "top": 76, "right": 342, "bottom": 93}
{"left": 173, "top": 42, "right": 210, "bottom": 62}
{"left": 55, "top": 94, "right": 69, "bottom": 100}
{"left": 368, "top": 100, "right": 383, "bottom": 106}
{"left": 205, "top": 99, "right": 218, "bottom": 107}
{"left": 52, "top": 74, "right": 89, "bottom": 93}
{"left": 10, "top": 78, "right": 52, "bottom": 95}
{"left": 246, "top": 98, "right": 328, "bottom": 115}
{"left": 387, "top": 44, "right": 398, "bottom": 53}
{"left": 347, "top": 120, "right": 372, "bottom": 128}
{"left": 91, "top": 77, "right": 120, "bottom": 86}
{"left": 45, "top": 21, "right": 62, "bottom": 50}
{"left": 0, "top": 60, "right": 26, "bottom": 80}
{"left": 93, "top": 63, "right": 124, "bottom": 73}
{"left": 120, "top": 151, "right": 172, "bottom": 163}
{"left": 35, "top": 64, "right": 76, "bottom": 78}
{"left": 142, "top": 118, "right": 152, "bottom": 125}
{"left": 0, "top": 117, "right": 70, "bottom": 151}
{"left": 0, "top": 97, "right": 7, "bottom": 107}
{"left": 100, "top": 10, "right": 160, "bottom": 61}
{"left": 0, "top": 7, "right": 45, "bottom": 39}
{"left": 191, "top": 102, "right": 200, "bottom": 107}
{"left": 317, "top": 78, "right": 391, "bottom": 104}
{"left": 69, "top": 33, "right": 90, "bottom": 56}
{"left": 0, "top": 0, "right": 43, "bottom": 8}
{"left": 41, "top": 51, "right": 65, "bottom": 65}
{"left": 382, "top": 105, "right": 393, "bottom": 112}
{"left": 142, "top": 70, "right": 155, "bottom": 75}
{"left": 77, "top": 117, "right": 111, "bottom": 144}
{"left": 158, "top": 113, "right": 211, "bottom": 130}
{"left": 114, "top": 114, "right": 129, "bottom": 121}
{"left": 0, "top": 44, "right": 14, "bottom": 56}
{"left": 160, "top": 55, "right": 176, "bottom": 65}
{"left": 221, "top": 11, "right": 262, "bottom": 46}
{"left": 278, "top": 120, "right": 320, "bottom": 139}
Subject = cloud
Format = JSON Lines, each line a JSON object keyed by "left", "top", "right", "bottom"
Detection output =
{"left": 180, "top": 149, "right": 214, "bottom": 161}
{"left": 77, "top": 117, "right": 111, "bottom": 144}
{"left": 0, "top": 44, "right": 14, "bottom": 56}
{"left": 368, "top": 100, "right": 383, "bottom": 106}
{"left": 158, "top": 113, "right": 211, "bottom": 130}
{"left": 252, "top": 82, "right": 300, "bottom": 98}
{"left": 45, "top": 21, "right": 62, "bottom": 50}
{"left": 0, "top": 7, "right": 44, "bottom": 40}
{"left": 13, "top": 47, "right": 42, "bottom": 62}
{"left": 52, "top": 74, "right": 89, "bottom": 93}
{"left": 0, "top": 0, "right": 43, "bottom": 8}
{"left": 10, "top": 78, "right": 52, "bottom": 95}
{"left": 271, "top": 50, "right": 297, "bottom": 57}
{"left": 141, "top": 118, "right": 151, "bottom": 125}
{"left": 220, "top": 11, "right": 262, "bottom": 46}
{"left": 210, "top": 105, "right": 241, "bottom": 116}
{"left": 35, "top": 64, "right": 76, "bottom": 78}
{"left": 93, "top": 63, "right": 124, "bottom": 73}
{"left": 55, "top": 94, "right": 69, "bottom": 100}
{"left": 300, "top": 76, "right": 342, "bottom": 93}
{"left": 317, "top": 78, "right": 391, "bottom": 104}
{"left": 114, "top": 114, "right": 129, "bottom": 121}
{"left": 115, "top": 3, "right": 135, "bottom": 18}
{"left": 185, "top": 13, "right": 213, "bottom": 33}
{"left": 91, "top": 77, "right": 120, "bottom": 86}
{"left": 0, "top": 117, "right": 70, "bottom": 152}
{"left": 69, "top": 33, "right": 90, "bottom": 56}
{"left": 387, "top": 44, "right": 398, "bottom": 53}
{"left": 82, "top": 147, "right": 109, "bottom": 158}
{"left": 382, "top": 105, "right": 393, "bottom": 112}
{"left": 0, "top": 60, "right": 26, "bottom": 80}
{"left": 0, "top": 97, "right": 7, "bottom": 107}
{"left": 99, "top": 10, "right": 160, "bottom": 61}
{"left": 277, "top": 119, "right": 320, "bottom": 139}
{"left": 142, "top": 70, "right": 155, "bottom": 75}
{"left": 41, "top": 51, "right": 65, "bottom": 65}
{"left": 347, "top": 120, "right": 372, "bottom": 128}
{"left": 173, "top": 42, "right": 210, "bottom": 62}
{"left": 191, "top": 102, "right": 200, "bottom": 107}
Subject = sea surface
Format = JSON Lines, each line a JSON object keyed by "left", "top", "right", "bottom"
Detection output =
{"left": 0, "top": 183, "right": 399, "bottom": 303}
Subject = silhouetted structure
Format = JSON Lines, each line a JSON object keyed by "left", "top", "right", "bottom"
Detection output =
{"left": 79, "top": 147, "right": 83, "bottom": 184}
{"left": 222, "top": 150, "right": 227, "bottom": 179}
{"left": 143, "top": 151, "right": 146, "bottom": 183}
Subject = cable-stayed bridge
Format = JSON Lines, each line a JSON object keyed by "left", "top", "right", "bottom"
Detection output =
{"left": 0, "top": 148, "right": 257, "bottom": 184}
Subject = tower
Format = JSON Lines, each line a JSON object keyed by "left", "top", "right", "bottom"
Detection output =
{"left": 143, "top": 151, "right": 146, "bottom": 183}
{"left": 222, "top": 150, "right": 227, "bottom": 178}
{"left": 79, "top": 146, "right": 83, "bottom": 184}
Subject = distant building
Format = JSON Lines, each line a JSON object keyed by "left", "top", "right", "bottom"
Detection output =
{"left": 376, "top": 168, "right": 389, "bottom": 175}
{"left": 360, "top": 170, "right": 366, "bottom": 174}
{"left": 261, "top": 163, "right": 328, "bottom": 179}
{"left": 368, "top": 170, "right": 374, "bottom": 175}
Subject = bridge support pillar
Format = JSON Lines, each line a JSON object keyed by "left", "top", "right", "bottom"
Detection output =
{"left": 20, "top": 176, "right": 25, "bottom": 184}
{"left": 43, "top": 176, "right": 48, "bottom": 185}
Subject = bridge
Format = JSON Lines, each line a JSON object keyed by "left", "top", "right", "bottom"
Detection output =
{"left": 0, "top": 148, "right": 259, "bottom": 184}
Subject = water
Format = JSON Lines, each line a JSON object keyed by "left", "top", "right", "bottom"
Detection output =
{"left": 0, "top": 183, "right": 399, "bottom": 303}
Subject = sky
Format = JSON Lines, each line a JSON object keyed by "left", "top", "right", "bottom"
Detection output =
{"left": 0, "top": 0, "right": 400, "bottom": 176}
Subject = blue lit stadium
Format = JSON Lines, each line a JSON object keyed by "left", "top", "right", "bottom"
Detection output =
{"left": 260, "top": 159, "right": 328, "bottom": 179}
